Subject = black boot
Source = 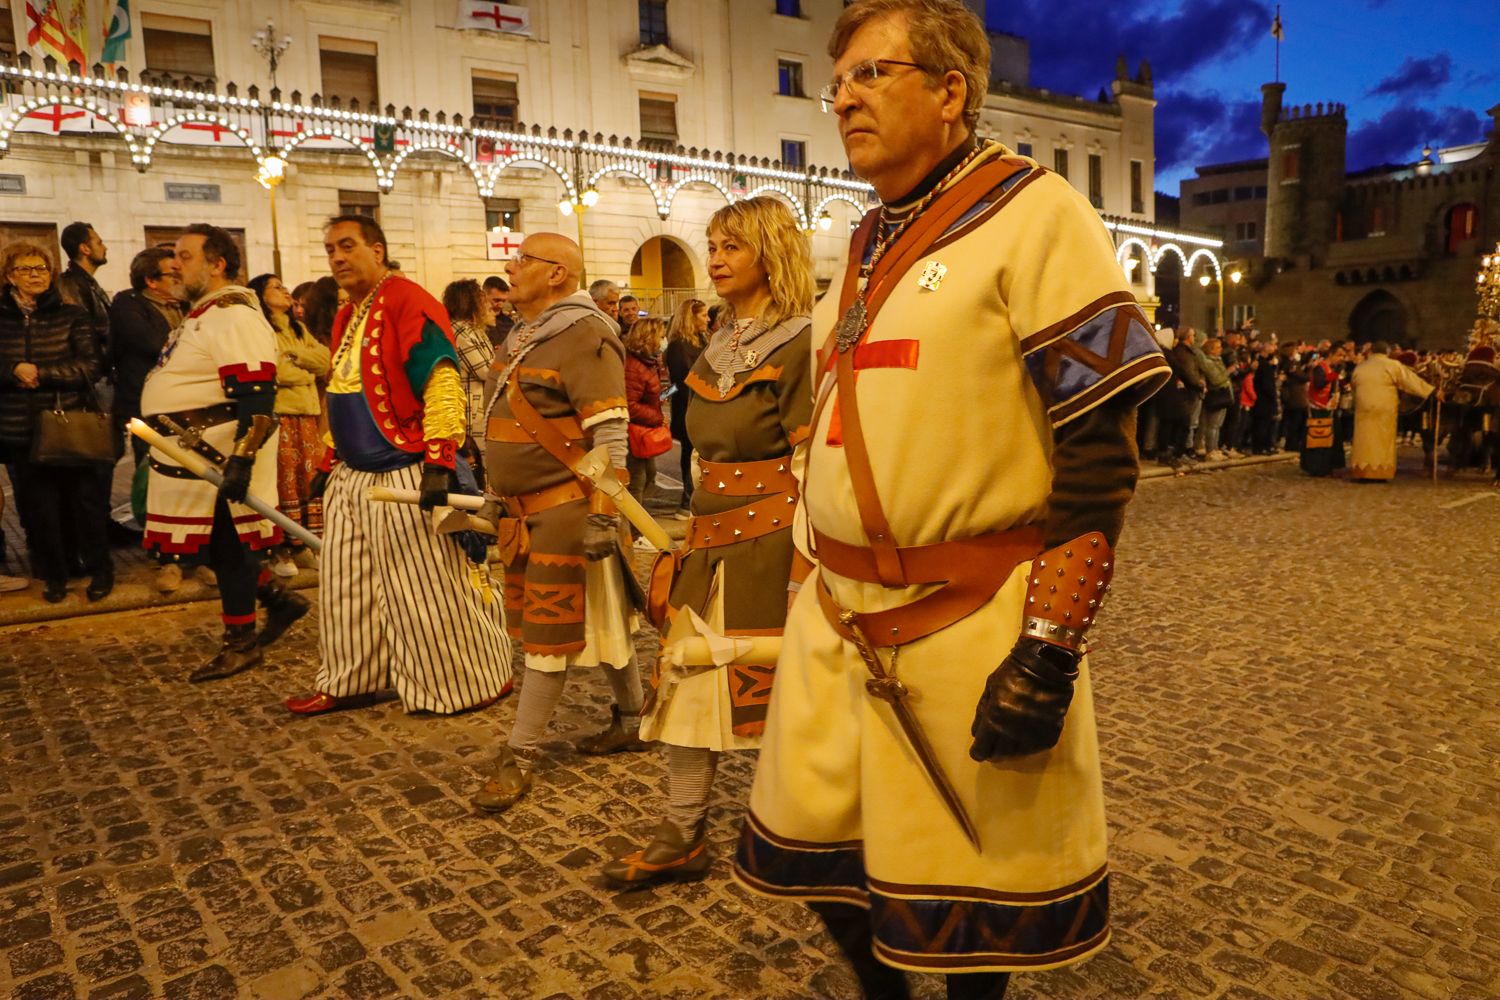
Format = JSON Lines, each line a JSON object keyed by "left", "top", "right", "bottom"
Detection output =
{"left": 947, "top": 972, "right": 1010, "bottom": 1000}
{"left": 86, "top": 564, "right": 115, "bottom": 602}
{"left": 190, "top": 624, "right": 262, "bottom": 683}
{"left": 811, "top": 902, "right": 911, "bottom": 1000}
{"left": 257, "top": 579, "right": 311, "bottom": 648}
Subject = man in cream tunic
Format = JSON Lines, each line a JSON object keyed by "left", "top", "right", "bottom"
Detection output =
{"left": 1350, "top": 341, "right": 1435, "bottom": 480}
{"left": 732, "top": 3, "right": 1169, "bottom": 998}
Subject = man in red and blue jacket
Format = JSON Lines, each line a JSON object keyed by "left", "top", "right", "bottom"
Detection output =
{"left": 282, "top": 216, "right": 512, "bottom": 716}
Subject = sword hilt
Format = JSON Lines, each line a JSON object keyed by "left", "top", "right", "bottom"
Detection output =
{"left": 865, "top": 675, "right": 908, "bottom": 703}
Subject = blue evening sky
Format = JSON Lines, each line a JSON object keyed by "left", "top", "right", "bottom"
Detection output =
{"left": 983, "top": 0, "right": 1500, "bottom": 195}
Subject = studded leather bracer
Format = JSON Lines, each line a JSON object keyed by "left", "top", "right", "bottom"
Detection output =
{"left": 1021, "top": 531, "right": 1114, "bottom": 652}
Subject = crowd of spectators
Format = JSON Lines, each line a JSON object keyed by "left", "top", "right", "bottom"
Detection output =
{"left": 1141, "top": 321, "right": 1395, "bottom": 469}
{"left": 0, "top": 217, "right": 718, "bottom": 605}
{"left": 0, "top": 220, "right": 538, "bottom": 604}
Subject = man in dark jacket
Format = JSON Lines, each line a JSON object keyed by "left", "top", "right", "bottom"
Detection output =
{"left": 57, "top": 222, "right": 112, "bottom": 367}
{"left": 110, "top": 248, "right": 184, "bottom": 464}
{"left": 1160, "top": 327, "right": 1206, "bottom": 464}
{"left": 58, "top": 221, "right": 120, "bottom": 547}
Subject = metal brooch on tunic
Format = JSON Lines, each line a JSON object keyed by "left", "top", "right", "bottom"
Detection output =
{"left": 918, "top": 261, "right": 948, "bottom": 291}
{"left": 835, "top": 298, "right": 868, "bottom": 353}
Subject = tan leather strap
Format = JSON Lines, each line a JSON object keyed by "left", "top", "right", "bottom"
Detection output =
{"left": 812, "top": 524, "right": 1043, "bottom": 587}
{"left": 504, "top": 375, "right": 592, "bottom": 488}
{"left": 487, "top": 412, "right": 584, "bottom": 444}
{"left": 815, "top": 523, "right": 1044, "bottom": 648}
{"left": 499, "top": 477, "right": 588, "bottom": 517}
{"left": 698, "top": 456, "right": 798, "bottom": 497}
{"left": 685, "top": 491, "right": 798, "bottom": 550}
{"left": 814, "top": 156, "right": 1034, "bottom": 586}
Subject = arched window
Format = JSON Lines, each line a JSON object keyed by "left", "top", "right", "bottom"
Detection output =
{"left": 1445, "top": 203, "right": 1478, "bottom": 254}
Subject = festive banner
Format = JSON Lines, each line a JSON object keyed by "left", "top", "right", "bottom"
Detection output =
{"left": 101, "top": 0, "right": 131, "bottom": 65}
{"left": 455, "top": 1, "right": 530, "bottom": 35}
{"left": 25, "top": 0, "right": 90, "bottom": 67}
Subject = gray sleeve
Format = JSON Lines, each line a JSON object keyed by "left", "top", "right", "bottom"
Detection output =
{"left": 590, "top": 416, "right": 630, "bottom": 474}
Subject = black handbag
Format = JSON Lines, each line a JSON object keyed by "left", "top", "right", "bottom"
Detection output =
{"left": 31, "top": 383, "right": 115, "bottom": 466}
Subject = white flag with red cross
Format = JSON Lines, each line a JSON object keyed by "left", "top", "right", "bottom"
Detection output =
{"left": 456, "top": 1, "right": 530, "bottom": 35}
{"left": 486, "top": 229, "right": 525, "bottom": 261}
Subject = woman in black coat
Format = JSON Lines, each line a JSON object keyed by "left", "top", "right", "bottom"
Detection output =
{"left": 663, "top": 298, "right": 708, "bottom": 517}
{"left": 0, "top": 242, "right": 111, "bottom": 603}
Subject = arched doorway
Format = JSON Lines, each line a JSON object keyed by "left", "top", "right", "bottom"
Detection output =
{"left": 1348, "top": 289, "right": 1408, "bottom": 346}
{"left": 630, "top": 236, "right": 702, "bottom": 315}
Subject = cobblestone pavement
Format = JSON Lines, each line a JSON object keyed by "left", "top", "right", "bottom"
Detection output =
{"left": 1, "top": 457, "right": 1497, "bottom": 1000}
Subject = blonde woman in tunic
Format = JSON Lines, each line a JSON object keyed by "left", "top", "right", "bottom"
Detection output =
{"left": 602, "top": 196, "right": 814, "bottom": 887}
{"left": 1350, "top": 341, "right": 1435, "bottom": 480}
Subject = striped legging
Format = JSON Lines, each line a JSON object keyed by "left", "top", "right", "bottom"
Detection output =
{"left": 315, "top": 462, "right": 512, "bottom": 713}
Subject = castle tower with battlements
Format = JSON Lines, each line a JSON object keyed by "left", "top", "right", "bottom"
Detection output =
{"left": 1180, "top": 85, "right": 1498, "bottom": 349}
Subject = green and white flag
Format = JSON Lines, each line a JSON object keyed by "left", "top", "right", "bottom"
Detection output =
{"left": 101, "top": 0, "right": 131, "bottom": 65}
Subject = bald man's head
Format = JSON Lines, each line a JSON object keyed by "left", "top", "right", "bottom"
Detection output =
{"left": 505, "top": 232, "right": 583, "bottom": 321}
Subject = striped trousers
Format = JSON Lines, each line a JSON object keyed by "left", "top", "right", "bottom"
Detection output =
{"left": 316, "top": 462, "right": 512, "bottom": 713}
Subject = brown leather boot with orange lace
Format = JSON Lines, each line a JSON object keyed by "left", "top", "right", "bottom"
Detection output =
{"left": 601, "top": 819, "right": 710, "bottom": 888}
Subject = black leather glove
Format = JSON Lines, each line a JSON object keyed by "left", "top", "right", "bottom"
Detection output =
{"left": 969, "top": 638, "right": 1080, "bottom": 761}
{"left": 218, "top": 455, "right": 254, "bottom": 505}
{"left": 418, "top": 463, "right": 456, "bottom": 512}
{"left": 582, "top": 513, "right": 618, "bottom": 561}
{"left": 308, "top": 469, "right": 330, "bottom": 500}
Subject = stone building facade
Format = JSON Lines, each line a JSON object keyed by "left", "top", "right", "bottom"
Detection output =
{"left": 1, "top": 0, "right": 1164, "bottom": 310}
{"left": 1181, "top": 81, "right": 1500, "bottom": 349}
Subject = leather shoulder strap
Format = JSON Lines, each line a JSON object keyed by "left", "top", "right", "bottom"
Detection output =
{"left": 825, "top": 155, "right": 1034, "bottom": 586}
{"left": 505, "top": 376, "right": 590, "bottom": 482}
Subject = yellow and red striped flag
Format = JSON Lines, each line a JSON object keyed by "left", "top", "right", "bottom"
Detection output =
{"left": 25, "top": 0, "right": 92, "bottom": 67}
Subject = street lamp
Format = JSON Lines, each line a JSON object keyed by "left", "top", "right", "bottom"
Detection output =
{"left": 252, "top": 20, "right": 293, "bottom": 92}
{"left": 1197, "top": 268, "right": 1242, "bottom": 332}
{"left": 257, "top": 155, "right": 286, "bottom": 276}
{"left": 557, "top": 187, "right": 599, "bottom": 284}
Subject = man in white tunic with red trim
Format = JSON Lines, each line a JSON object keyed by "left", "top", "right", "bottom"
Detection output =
{"left": 140, "top": 224, "right": 308, "bottom": 682}
{"left": 731, "top": 4, "right": 1170, "bottom": 999}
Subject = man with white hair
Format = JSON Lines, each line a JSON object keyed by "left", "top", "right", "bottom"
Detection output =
{"left": 732, "top": 2, "right": 1168, "bottom": 997}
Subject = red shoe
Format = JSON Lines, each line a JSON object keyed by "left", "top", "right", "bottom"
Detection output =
{"left": 284, "top": 691, "right": 377, "bottom": 715}
{"left": 454, "top": 678, "right": 515, "bottom": 716}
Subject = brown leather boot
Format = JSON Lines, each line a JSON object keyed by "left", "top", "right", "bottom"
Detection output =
{"left": 601, "top": 819, "right": 710, "bottom": 888}
{"left": 471, "top": 747, "right": 533, "bottom": 814}
{"left": 575, "top": 705, "right": 653, "bottom": 755}
{"left": 190, "top": 624, "right": 263, "bottom": 683}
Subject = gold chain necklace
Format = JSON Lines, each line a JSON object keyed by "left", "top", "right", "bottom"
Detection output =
{"left": 331, "top": 272, "right": 392, "bottom": 371}
{"left": 835, "top": 143, "right": 987, "bottom": 353}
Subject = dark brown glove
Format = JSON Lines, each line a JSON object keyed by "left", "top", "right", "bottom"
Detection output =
{"left": 969, "top": 638, "right": 1080, "bottom": 761}
{"left": 582, "top": 513, "right": 618, "bottom": 561}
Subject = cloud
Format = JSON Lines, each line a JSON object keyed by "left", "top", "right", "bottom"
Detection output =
{"left": 1366, "top": 55, "right": 1453, "bottom": 98}
{"left": 986, "top": 0, "right": 1274, "bottom": 97}
{"left": 1155, "top": 90, "right": 1267, "bottom": 183}
{"left": 1346, "top": 104, "right": 1485, "bottom": 169}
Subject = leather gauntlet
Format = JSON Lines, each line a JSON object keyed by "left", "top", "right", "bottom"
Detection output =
{"left": 220, "top": 414, "right": 275, "bottom": 504}
{"left": 1021, "top": 531, "right": 1115, "bottom": 652}
{"left": 969, "top": 638, "right": 1080, "bottom": 760}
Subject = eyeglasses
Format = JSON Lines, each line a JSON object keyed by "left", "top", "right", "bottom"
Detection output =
{"left": 819, "top": 58, "right": 929, "bottom": 112}
{"left": 9, "top": 264, "right": 50, "bottom": 276}
{"left": 512, "top": 251, "right": 562, "bottom": 268}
